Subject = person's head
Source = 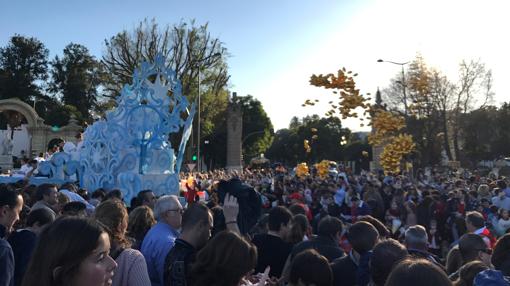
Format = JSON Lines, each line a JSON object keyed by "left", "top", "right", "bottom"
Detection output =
{"left": 454, "top": 261, "right": 490, "bottom": 286}
{"left": 370, "top": 239, "right": 408, "bottom": 286}
{"left": 181, "top": 203, "right": 213, "bottom": 249}
{"left": 288, "top": 204, "right": 306, "bottom": 216}
{"left": 465, "top": 211, "right": 486, "bottom": 233}
{"left": 317, "top": 216, "right": 343, "bottom": 241}
{"left": 22, "top": 217, "right": 117, "bottom": 286}
{"left": 136, "top": 190, "right": 156, "bottom": 209}
{"left": 405, "top": 225, "right": 429, "bottom": 251}
{"left": 289, "top": 249, "right": 332, "bottom": 286}
{"left": 459, "top": 234, "right": 492, "bottom": 266}
{"left": 189, "top": 231, "right": 257, "bottom": 286}
{"left": 104, "top": 190, "right": 123, "bottom": 202}
{"left": 0, "top": 186, "right": 23, "bottom": 233}
{"left": 497, "top": 180, "right": 507, "bottom": 190}
{"left": 358, "top": 215, "right": 390, "bottom": 238}
{"left": 500, "top": 209, "right": 510, "bottom": 220}
{"left": 447, "top": 247, "right": 464, "bottom": 275}
{"left": 491, "top": 233, "right": 510, "bottom": 271}
{"left": 62, "top": 202, "right": 87, "bottom": 217}
{"left": 286, "top": 214, "right": 311, "bottom": 244}
{"left": 94, "top": 199, "right": 130, "bottom": 248}
{"left": 268, "top": 206, "right": 293, "bottom": 236}
{"left": 154, "top": 195, "right": 182, "bottom": 229}
{"left": 26, "top": 208, "right": 55, "bottom": 235}
{"left": 127, "top": 206, "right": 156, "bottom": 241}
{"left": 347, "top": 221, "right": 379, "bottom": 255}
{"left": 36, "top": 184, "right": 58, "bottom": 205}
{"left": 385, "top": 258, "right": 452, "bottom": 286}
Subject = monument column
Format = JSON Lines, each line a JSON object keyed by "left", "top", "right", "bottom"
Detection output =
{"left": 226, "top": 92, "right": 243, "bottom": 171}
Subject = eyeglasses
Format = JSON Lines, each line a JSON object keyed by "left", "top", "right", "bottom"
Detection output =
{"left": 167, "top": 209, "right": 184, "bottom": 215}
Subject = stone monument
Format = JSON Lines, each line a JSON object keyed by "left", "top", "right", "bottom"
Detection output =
{"left": 226, "top": 92, "right": 243, "bottom": 171}
{"left": 0, "top": 134, "right": 13, "bottom": 171}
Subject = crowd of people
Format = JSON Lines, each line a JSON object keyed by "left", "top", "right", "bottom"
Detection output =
{"left": 2, "top": 163, "right": 510, "bottom": 286}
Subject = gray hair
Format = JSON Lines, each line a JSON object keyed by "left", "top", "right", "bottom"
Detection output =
{"left": 405, "top": 225, "right": 428, "bottom": 248}
{"left": 154, "top": 195, "right": 179, "bottom": 220}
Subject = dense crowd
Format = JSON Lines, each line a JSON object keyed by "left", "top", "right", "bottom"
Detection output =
{"left": 2, "top": 162, "right": 510, "bottom": 286}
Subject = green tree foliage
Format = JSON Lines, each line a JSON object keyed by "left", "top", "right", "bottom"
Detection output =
{"left": 49, "top": 43, "right": 103, "bottom": 122}
{"left": 102, "top": 18, "right": 229, "bottom": 99}
{"left": 266, "top": 115, "right": 355, "bottom": 165}
{"left": 0, "top": 35, "right": 49, "bottom": 102}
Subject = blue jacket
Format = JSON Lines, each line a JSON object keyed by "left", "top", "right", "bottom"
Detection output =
{"left": 0, "top": 224, "right": 14, "bottom": 286}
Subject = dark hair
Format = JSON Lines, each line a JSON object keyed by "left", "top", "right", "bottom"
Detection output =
{"left": 459, "top": 234, "right": 487, "bottom": 263}
{"left": 454, "top": 261, "right": 489, "bottom": 286}
{"left": 35, "top": 184, "right": 56, "bottom": 201}
{"left": 289, "top": 249, "right": 332, "bottom": 286}
{"left": 497, "top": 180, "right": 507, "bottom": 190}
{"left": 62, "top": 202, "right": 87, "bottom": 216}
{"left": 385, "top": 258, "right": 452, "bottom": 286}
{"left": 22, "top": 217, "right": 106, "bottom": 286}
{"left": 358, "top": 215, "right": 390, "bottom": 238}
{"left": 91, "top": 189, "right": 106, "bottom": 200}
{"left": 181, "top": 203, "right": 211, "bottom": 231}
{"left": 189, "top": 231, "right": 257, "bottom": 286}
{"left": 131, "top": 190, "right": 153, "bottom": 208}
{"left": 492, "top": 233, "right": 510, "bottom": 270}
{"left": 446, "top": 247, "right": 463, "bottom": 275}
{"left": 370, "top": 239, "right": 408, "bottom": 286}
{"left": 465, "top": 211, "right": 485, "bottom": 229}
{"left": 268, "top": 206, "right": 293, "bottom": 232}
{"left": 286, "top": 214, "right": 310, "bottom": 245}
{"left": 347, "top": 221, "right": 379, "bottom": 254}
{"left": 0, "top": 185, "right": 20, "bottom": 207}
{"left": 127, "top": 206, "right": 156, "bottom": 243}
{"left": 289, "top": 204, "right": 306, "bottom": 216}
{"left": 26, "top": 208, "right": 55, "bottom": 227}
{"left": 105, "top": 189, "right": 123, "bottom": 201}
{"left": 317, "top": 216, "right": 343, "bottom": 238}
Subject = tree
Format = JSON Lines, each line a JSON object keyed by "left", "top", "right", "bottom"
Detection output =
{"left": 102, "top": 18, "right": 229, "bottom": 100}
{"left": 0, "top": 35, "right": 49, "bottom": 103}
{"left": 49, "top": 43, "right": 103, "bottom": 122}
{"left": 266, "top": 115, "right": 351, "bottom": 166}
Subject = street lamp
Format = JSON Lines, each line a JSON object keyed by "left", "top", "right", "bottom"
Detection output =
{"left": 196, "top": 52, "right": 222, "bottom": 172}
{"left": 377, "top": 59, "right": 410, "bottom": 117}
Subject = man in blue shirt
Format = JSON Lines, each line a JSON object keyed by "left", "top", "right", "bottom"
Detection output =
{"left": 141, "top": 195, "right": 183, "bottom": 286}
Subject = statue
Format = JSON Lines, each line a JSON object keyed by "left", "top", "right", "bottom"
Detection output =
{"left": 1, "top": 135, "right": 13, "bottom": 156}
{"left": 440, "top": 149, "right": 449, "bottom": 166}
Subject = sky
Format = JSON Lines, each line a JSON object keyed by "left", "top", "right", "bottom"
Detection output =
{"left": 1, "top": 0, "right": 509, "bottom": 131}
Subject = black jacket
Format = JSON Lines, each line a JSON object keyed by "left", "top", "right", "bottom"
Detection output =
{"left": 290, "top": 236, "right": 344, "bottom": 262}
{"left": 331, "top": 253, "right": 357, "bottom": 286}
{"left": 0, "top": 224, "right": 14, "bottom": 286}
{"left": 217, "top": 178, "right": 261, "bottom": 235}
{"left": 163, "top": 239, "right": 196, "bottom": 286}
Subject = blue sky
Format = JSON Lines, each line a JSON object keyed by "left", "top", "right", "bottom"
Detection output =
{"left": 2, "top": 0, "right": 509, "bottom": 130}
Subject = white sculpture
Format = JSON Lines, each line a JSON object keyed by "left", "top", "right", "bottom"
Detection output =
{"left": 1, "top": 134, "right": 13, "bottom": 156}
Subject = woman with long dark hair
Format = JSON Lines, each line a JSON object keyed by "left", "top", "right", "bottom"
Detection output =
{"left": 22, "top": 217, "right": 117, "bottom": 286}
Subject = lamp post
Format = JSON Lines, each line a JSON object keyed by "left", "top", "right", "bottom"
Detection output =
{"left": 377, "top": 59, "right": 410, "bottom": 117}
{"left": 196, "top": 52, "right": 222, "bottom": 172}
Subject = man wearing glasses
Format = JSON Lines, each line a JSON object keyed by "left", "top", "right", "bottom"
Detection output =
{"left": 141, "top": 195, "right": 183, "bottom": 286}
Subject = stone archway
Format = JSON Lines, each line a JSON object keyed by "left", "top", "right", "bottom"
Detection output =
{"left": 0, "top": 98, "right": 44, "bottom": 128}
{"left": 0, "top": 98, "right": 82, "bottom": 160}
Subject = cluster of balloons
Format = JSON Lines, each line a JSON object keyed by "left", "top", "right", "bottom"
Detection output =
{"left": 305, "top": 67, "right": 415, "bottom": 174}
